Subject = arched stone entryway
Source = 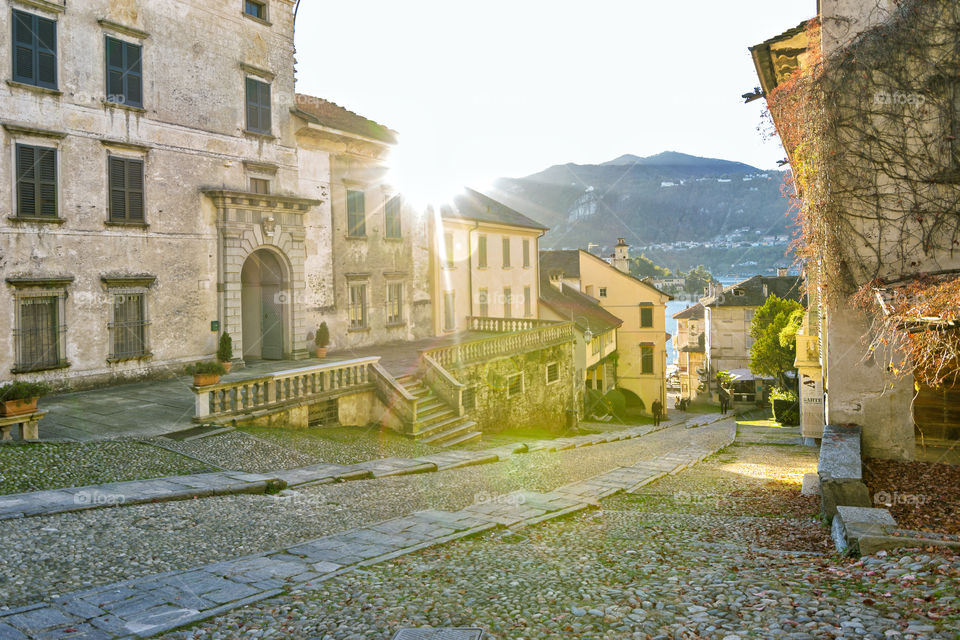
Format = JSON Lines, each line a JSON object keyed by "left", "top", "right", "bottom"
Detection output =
{"left": 241, "top": 249, "right": 288, "bottom": 360}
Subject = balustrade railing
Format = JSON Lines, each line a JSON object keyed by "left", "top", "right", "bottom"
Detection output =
{"left": 194, "top": 357, "right": 379, "bottom": 420}
{"left": 424, "top": 322, "right": 574, "bottom": 370}
{"left": 421, "top": 354, "right": 464, "bottom": 416}
{"left": 467, "top": 316, "right": 559, "bottom": 333}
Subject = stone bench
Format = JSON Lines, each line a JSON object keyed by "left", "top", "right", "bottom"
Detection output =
{"left": 0, "top": 411, "right": 46, "bottom": 441}
{"left": 818, "top": 424, "right": 871, "bottom": 522}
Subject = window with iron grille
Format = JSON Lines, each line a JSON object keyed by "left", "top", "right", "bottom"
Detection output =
{"left": 249, "top": 177, "right": 270, "bottom": 194}
{"left": 478, "top": 288, "right": 488, "bottom": 317}
{"left": 522, "top": 238, "right": 530, "bottom": 268}
{"left": 348, "top": 283, "right": 367, "bottom": 329}
{"left": 108, "top": 156, "right": 145, "bottom": 222}
{"left": 16, "top": 144, "right": 57, "bottom": 218}
{"left": 443, "top": 291, "right": 455, "bottom": 331}
{"left": 346, "top": 189, "right": 366, "bottom": 236}
{"left": 244, "top": 0, "right": 267, "bottom": 20}
{"left": 105, "top": 37, "right": 142, "bottom": 108}
{"left": 503, "top": 287, "right": 512, "bottom": 318}
{"left": 502, "top": 237, "right": 511, "bottom": 267}
{"left": 12, "top": 10, "right": 57, "bottom": 89}
{"left": 462, "top": 385, "right": 476, "bottom": 410}
{"left": 545, "top": 362, "right": 559, "bottom": 384}
{"left": 477, "top": 235, "right": 487, "bottom": 268}
{"left": 524, "top": 285, "right": 532, "bottom": 317}
{"left": 386, "top": 282, "right": 403, "bottom": 325}
{"left": 640, "top": 305, "right": 654, "bottom": 328}
{"left": 384, "top": 195, "right": 402, "bottom": 238}
{"left": 641, "top": 345, "right": 654, "bottom": 374}
{"left": 14, "top": 295, "right": 64, "bottom": 372}
{"left": 507, "top": 372, "right": 523, "bottom": 398}
{"left": 245, "top": 77, "right": 271, "bottom": 134}
{"left": 110, "top": 292, "right": 148, "bottom": 359}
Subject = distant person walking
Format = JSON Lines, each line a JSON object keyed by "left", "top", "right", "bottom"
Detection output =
{"left": 719, "top": 388, "right": 729, "bottom": 415}
{"left": 652, "top": 398, "right": 662, "bottom": 426}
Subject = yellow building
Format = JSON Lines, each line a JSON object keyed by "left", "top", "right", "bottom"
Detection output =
{"left": 431, "top": 189, "right": 547, "bottom": 334}
{"left": 540, "top": 268, "right": 621, "bottom": 413}
{"left": 540, "top": 246, "right": 671, "bottom": 416}
{"left": 673, "top": 303, "right": 706, "bottom": 402}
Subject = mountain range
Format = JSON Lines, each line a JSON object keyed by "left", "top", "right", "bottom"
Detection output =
{"left": 488, "top": 151, "right": 794, "bottom": 255}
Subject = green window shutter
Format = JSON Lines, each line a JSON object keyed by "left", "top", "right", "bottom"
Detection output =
{"left": 245, "top": 78, "right": 271, "bottom": 134}
{"left": 12, "top": 11, "right": 57, "bottom": 89}
{"left": 16, "top": 144, "right": 36, "bottom": 217}
{"left": 258, "top": 80, "right": 271, "bottom": 132}
{"left": 109, "top": 157, "right": 145, "bottom": 221}
{"left": 36, "top": 148, "right": 57, "bottom": 217}
{"left": 16, "top": 145, "right": 57, "bottom": 218}
{"left": 126, "top": 159, "right": 145, "bottom": 220}
{"left": 109, "top": 157, "right": 127, "bottom": 220}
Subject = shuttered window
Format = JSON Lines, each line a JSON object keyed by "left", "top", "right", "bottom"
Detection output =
{"left": 245, "top": 77, "right": 271, "bottom": 134}
{"left": 477, "top": 235, "right": 487, "bottom": 268}
{"left": 386, "top": 282, "right": 403, "bottom": 325}
{"left": 640, "top": 305, "right": 654, "bottom": 328}
{"left": 641, "top": 345, "right": 654, "bottom": 374}
{"left": 346, "top": 190, "right": 366, "bottom": 236}
{"left": 105, "top": 37, "right": 143, "bottom": 108}
{"left": 502, "top": 237, "right": 511, "bottom": 267}
{"left": 16, "top": 144, "right": 57, "bottom": 218}
{"left": 384, "top": 196, "right": 402, "bottom": 238}
{"left": 524, "top": 286, "right": 532, "bottom": 317}
{"left": 348, "top": 283, "right": 367, "bottom": 329}
{"left": 503, "top": 287, "right": 512, "bottom": 318}
{"left": 12, "top": 10, "right": 57, "bottom": 89}
{"left": 478, "top": 288, "right": 488, "bottom": 317}
{"left": 15, "top": 296, "right": 61, "bottom": 371}
{"left": 443, "top": 291, "right": 455, "bottom": 331}
{"left": 108, "top": 157, "right": 145, "bottom": 222}
{"left": 523, "top": 239, "right": 531, "bottom": 268}
{"left": 110, "top": 293, "right": 147, "bottom": 359}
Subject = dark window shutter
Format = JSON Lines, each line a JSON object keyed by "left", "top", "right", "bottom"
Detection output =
{"left": 258, "top": 80, "right": 271, "bottom": 132}
{"left": 16, "top": 145, "right": 36, "bottom": 217}
{"left": 245, "top": 78, "right": 260, "bottom": 132}
{"left": 13, "top": 12, "right": 34, "bottom": 83}
{"left": 125, "top": 43, "right": 142, "bottom": 107}
{"left": 126, "top": 159, "right": 144, "bottom": 220}
{"left": 35, "top": 17, "right": 56, "bottom": 87}
{"left": 36, "top": 148, "right": 57, "bottom": 217}
{"left": 12, "top": 11, "right": 57, "bottom": 89}
{"left": 106, "top": 38, "right": 124, "bottom": 99}
{"left": 106, "top": 38, "right": 143, "bottom": 107}
{"left": 109, "top": 157, "right": 127, "bottom": 220}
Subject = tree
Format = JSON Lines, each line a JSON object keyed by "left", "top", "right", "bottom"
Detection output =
{"left": 748, "top": 295, "right": 803, "bottom": 388}
{"left": 629, "top": 254, "right": 671, "bottom": 279}
{"left": 684, "top": 265, "right": 715, "bottom": 294}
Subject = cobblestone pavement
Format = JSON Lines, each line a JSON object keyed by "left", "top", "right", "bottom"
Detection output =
{"left": 0, "top": 420, "right": 735, "bottom": 637}
{"left": 156, "top": 432, "right": 959, "bottom": 640}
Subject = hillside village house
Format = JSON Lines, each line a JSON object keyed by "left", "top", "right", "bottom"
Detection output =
{"left": 751, "top": 0, "right": 960, "bottom": 459}
{"left": 540, "top": 267, "right": 621, "bottom": 413}
{"left": 673, "top": 302, "right": 705, "bottom": 402}
{"left": 540, "top": 242, "right": 671, "bottom": 417}
{"left": 431, "top": 189, "right": 547, "bottom": 335}
{"left": 700, "top": 275, "right": 804, "bottom": 405}
{"left": 0, "top": 0, "right": 322, "bottom": 388}
{"left": 292, "top": 95, "right": 433, "bottom": 355}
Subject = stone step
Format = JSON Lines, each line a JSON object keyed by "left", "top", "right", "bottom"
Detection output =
{"left": 413, "top": 413, "right": 465, "bottom": 439}
{"left": 420, "top": 420, "right": 480, "bottom": 447}
{"left": 415, "top": 399, "right": 444, "bottom": 416}
{"left": 415, "top": 406, "right": 456, "bottom": 428}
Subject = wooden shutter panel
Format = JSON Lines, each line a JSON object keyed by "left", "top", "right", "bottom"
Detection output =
{"left": 245, "top": 78, "right": 260, "bottom": 132}
{"left": 106, "top": 38, "right": 125, "bottom": 99}
{"left": 37, "top": 148, "right": 57, "bottom": 217}
{"left": 13, "top": 12, "right": 34, "bottom": 83}
{"left": 16, "top": 145, "right": 37, "bottom": 217}
{"left": 35, "top": 17, "right": 56, "bottom": 87}
{"left": 125, "top": 43, "right": 142, "bottom": 107}
{"left": 126, "top": 159, "right": 144, "bottom": 221}
{"left": 109, "top": 157, "right": 127, "bottom": 220}
{"left": 258, "top": 80, "right": 271, "bottom": 132}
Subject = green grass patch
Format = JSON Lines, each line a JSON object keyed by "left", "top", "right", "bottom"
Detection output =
{"left": 240, "top": 424, "right": 441, "bottom": 465}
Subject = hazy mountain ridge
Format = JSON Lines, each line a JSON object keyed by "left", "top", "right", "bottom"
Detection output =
{"left": 490, "top": 151, "right": 793, "bottom": 252}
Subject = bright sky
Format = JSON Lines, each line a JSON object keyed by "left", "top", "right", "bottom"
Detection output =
{"left": 294, "top": 0, "right": 814, "bottom": 201}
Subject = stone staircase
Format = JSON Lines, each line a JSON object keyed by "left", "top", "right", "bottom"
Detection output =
{"left": 395, "top": 374, "right": 481, "bottom": 447}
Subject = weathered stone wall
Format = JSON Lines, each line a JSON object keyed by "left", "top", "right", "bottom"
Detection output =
{"left": 449, "top": 343, "right": 575, "bottom": 434}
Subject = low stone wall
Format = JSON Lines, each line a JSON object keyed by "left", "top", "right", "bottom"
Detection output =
{"left": 449, "top": 343, "right": 575, "bottom": 435}
{"left": 818, "top": 424, "right": 871, "bottom": 522}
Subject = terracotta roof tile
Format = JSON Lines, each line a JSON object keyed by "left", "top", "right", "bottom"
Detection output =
{"left": 294, "top": 93, "right": 397, "bottom": 144}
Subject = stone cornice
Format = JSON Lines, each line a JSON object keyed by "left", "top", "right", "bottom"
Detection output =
{"left": 6, "top": 276, "right": 74, "bottom": 288}
{"left": 100, "top": 274, "right": 157, "bottom": 288}
{"left": 98, "top": 18, "right": 149, "bottom": 39}
{"left": 3, "top": 123, "right": 67, "bottom": 139}
{"left": 203, "top": 190, "right": 323, "bottom": 211}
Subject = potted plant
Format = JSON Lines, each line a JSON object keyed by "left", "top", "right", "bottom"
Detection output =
{"left": 314, "top": 322, "right": 329, "bottom": 358}
{"left": 0, "top": 381, "right": 51, "bottom": 417}
{"left": 217, "top": 332, "right": 233, "bottom": 373}
{"left": 188, "top": 361, "right": 226, "bottom": 387}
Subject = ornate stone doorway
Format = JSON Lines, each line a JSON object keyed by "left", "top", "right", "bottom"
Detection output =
{"left": 241, "top": 249, "right": 287, "bottom": 360}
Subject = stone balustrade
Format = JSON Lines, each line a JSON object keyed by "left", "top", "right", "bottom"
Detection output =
{"left": 194, "top": 357, "right": 379, "bottom": 421}
{"left": 424, "top": 322, "right": 574, "bottom": 370}
{"left": 467, "top": 316, "right": 559, "bottom": 333}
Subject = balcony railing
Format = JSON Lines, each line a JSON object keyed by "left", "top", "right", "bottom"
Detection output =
{"left": 423, "top": 322, "right": 574, "bottom": 369}
{"left": 467, "top": 316, "right": 559, "bottom": 333}
{"left": 194, "top": 357, "right": 379, "bottom": 421}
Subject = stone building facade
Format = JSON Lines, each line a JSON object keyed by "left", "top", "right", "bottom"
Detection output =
{"left": 0, "top": 0, "right": 322, "bottom": 389}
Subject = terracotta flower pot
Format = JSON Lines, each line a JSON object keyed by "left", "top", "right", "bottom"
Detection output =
{"left": 220, "top": 361, "right": 232, "bottom": 373}
{"left": 193, "top": 373, "right": 221, "bottom": 387}
{"left": 315, "top": 347, "right": 328, "bottom": 358}
{"left": 0, "top": 397, "right": 38, "bottom": 417}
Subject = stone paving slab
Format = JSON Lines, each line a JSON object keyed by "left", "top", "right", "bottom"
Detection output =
{"left": 272, "top": 463, "right": 366, "bottom": 487}
{"left": 346, "top": 457, "right": 438, "bottom": 478}
{"left": 413, "top": 450, "right": 499, "bottom": 471}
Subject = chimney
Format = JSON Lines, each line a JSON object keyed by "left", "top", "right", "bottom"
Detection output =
{"left": 549, "top": 270, "right": 564, "bottom": 292}
{"left": 613, "top": 237, "right": 630, "bottom": 273}
{"left": 777, "top": 267, "right": 789, "bottom": 277}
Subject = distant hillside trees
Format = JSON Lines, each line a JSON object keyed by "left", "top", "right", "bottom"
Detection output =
{"left": 629, "top": 254, "right": 672, "bottom": 279}
{"left": 683, "top": 265, "right": 715, "bottom": 294}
